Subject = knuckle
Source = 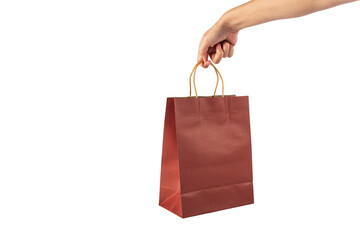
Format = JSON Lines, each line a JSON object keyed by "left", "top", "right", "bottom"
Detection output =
{"left": 202, "top": 34, "right": 210, "bottom": 43}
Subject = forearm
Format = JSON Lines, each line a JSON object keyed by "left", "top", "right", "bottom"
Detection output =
{"left": 222, "top": 0, "right": 357, "bottom": 31}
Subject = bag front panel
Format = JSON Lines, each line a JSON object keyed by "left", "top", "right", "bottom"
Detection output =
{"left": 174, "top": 96, "right": 253, "bottom": 194}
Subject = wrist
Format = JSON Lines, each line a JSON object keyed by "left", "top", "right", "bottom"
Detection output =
{"left": 220, "top": 8, "right": 245, "bottom": 33}
{"left": 220, "top": 3, "right": 255, "bottom": 32}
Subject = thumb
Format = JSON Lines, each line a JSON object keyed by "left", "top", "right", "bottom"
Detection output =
{"left": 197, "top": 38, "right": 211, "bottom": 68}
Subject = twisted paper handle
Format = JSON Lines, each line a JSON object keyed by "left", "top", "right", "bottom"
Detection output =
{"left": 189, "top": 61, "right": 224, "bottom": 98}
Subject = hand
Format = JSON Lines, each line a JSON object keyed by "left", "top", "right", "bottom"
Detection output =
{"left": 197, "top": 18, "right": 238, "bottom": 68}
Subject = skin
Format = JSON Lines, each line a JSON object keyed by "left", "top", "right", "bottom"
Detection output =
{"left": 198, "top": 0, "right": 358, "bottom": 67}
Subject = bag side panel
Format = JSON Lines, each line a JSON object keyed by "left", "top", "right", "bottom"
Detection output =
{"left": 159, "top": 98, "right": 183, "bottom": 217}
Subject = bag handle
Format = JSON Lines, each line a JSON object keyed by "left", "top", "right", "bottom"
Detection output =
{"left": 189, "top": 61, "right": 224, "bottom": 98}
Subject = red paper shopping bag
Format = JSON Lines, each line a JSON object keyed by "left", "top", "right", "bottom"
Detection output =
{"left": 159, "top": 62, "right": 254, "bottom": 218}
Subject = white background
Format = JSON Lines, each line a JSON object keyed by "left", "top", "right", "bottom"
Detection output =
{"left": 1, "top": 0, "right": 359, "bottom": 239}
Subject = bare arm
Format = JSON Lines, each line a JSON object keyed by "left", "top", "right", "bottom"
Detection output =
{"left": 198, "top": 0, "right": 357, "bottom": 67}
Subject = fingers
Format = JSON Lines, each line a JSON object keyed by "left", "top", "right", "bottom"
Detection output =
{"left": 221, "top": 41, "right": 234, "bottom": 58}
{"left": 229, "top": 45, "right": 234, "bottom": 58}
{"left": 222, "top": 41, "right": 230, "bottom": 58}
{"left": 208, "top": 42, "right": 235, "bottom": 65}
{"left": 198, "top": 37, "right": 235, "bottom": 66}
{"left": 210, "top": 44, "right": 223, "bottom": 64}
